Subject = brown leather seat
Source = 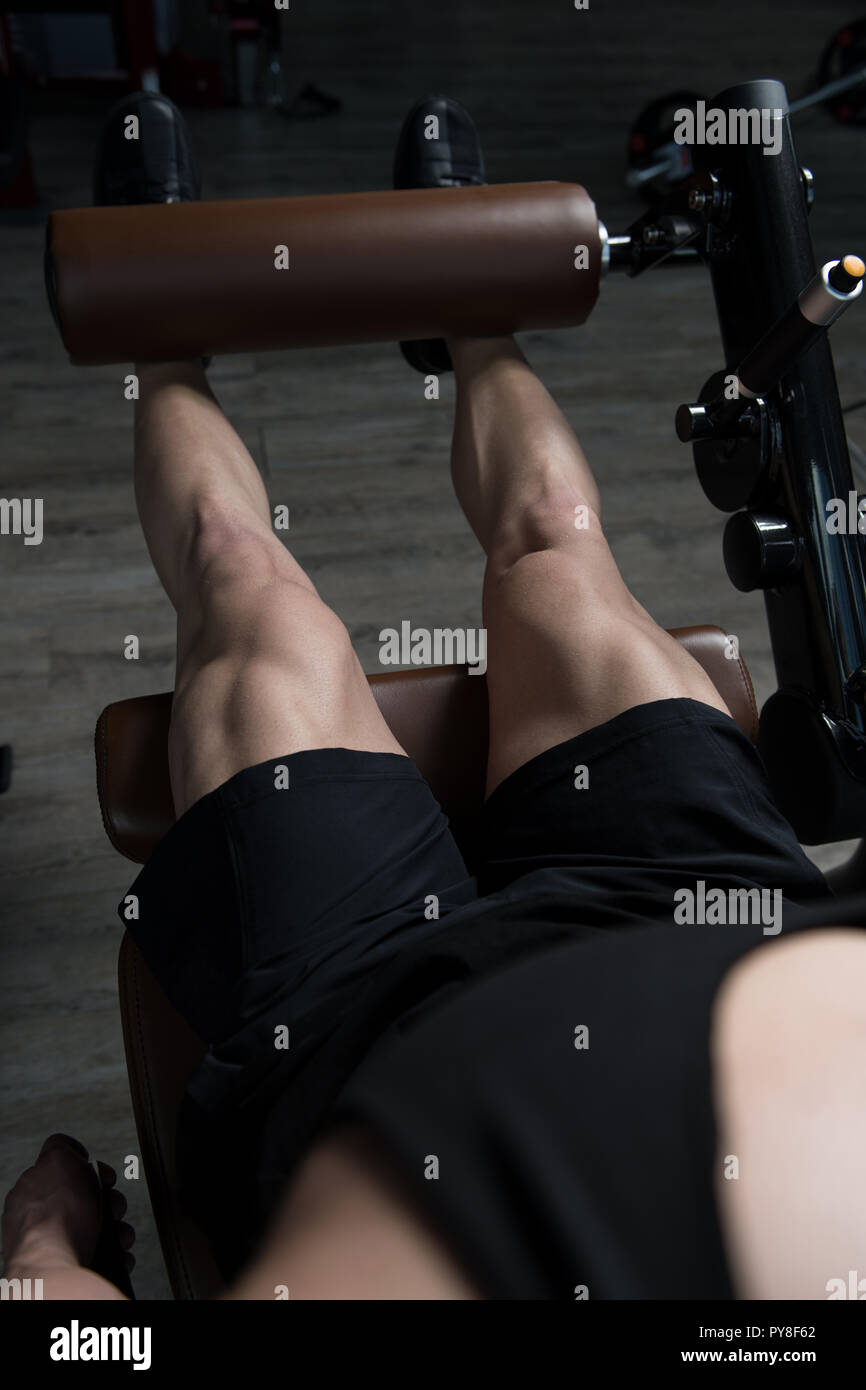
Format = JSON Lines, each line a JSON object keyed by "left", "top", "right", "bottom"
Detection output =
{"left": 98, "top": 626, "right": 757, "bottom": 1299}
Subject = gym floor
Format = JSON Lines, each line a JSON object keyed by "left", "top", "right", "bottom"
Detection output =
{"left": 1, "top": 0, "right": 863, "bottom": 1298}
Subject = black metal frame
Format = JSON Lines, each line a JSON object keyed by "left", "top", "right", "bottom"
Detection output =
{"left": 609, "top": 78, "right": 866, "bottom": 846}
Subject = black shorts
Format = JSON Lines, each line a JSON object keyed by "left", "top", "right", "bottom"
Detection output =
{"left": 119, "top": 696, "right": 860, "bottom": 1294}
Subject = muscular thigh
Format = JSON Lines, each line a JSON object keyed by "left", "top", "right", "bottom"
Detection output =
{"left": 482, "top": 516, "right": 732, "bottom": 793}
{"left": 168, "top": 546, "right": 404, "bottom": 815}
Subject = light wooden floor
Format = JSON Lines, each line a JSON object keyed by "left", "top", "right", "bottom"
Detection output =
{"left": 1, "top": 0, "right": 863, "bottom": 1298}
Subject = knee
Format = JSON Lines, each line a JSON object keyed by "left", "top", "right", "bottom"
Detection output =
{"left": 179, "top": 495, "right": 313, "bottom": 601}
{"left": 169, "top": 586, "right": 359, "bottom": 761}
{"left": 193, "top": 576, "right": 356, "bottom": 678}
{"left": 485, "top": 495, "right": 605, "bottom": 576}
{"left": 483, "top": 518, "right": 614, "bottom": 628}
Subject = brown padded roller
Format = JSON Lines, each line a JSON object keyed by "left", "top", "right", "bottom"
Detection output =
{"left": 45, "top": 182, "right": 601, "bottom": 364}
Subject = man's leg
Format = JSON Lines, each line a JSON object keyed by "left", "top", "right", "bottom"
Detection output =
{"left": 446, "top": 336, "right": 733, "bottom": 795}
{"left": 133, "top": 359, "right": 405, "bottom": 816}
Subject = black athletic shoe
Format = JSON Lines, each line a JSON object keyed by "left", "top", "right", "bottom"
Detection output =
{"left": 93, "top": 90, "right": 201, "bottom": 207}
{"left": 393, "top": 96, "right": 486, "bottom": 375}
{"left": 92, "top": 91, "right": 209, "bottom": 365}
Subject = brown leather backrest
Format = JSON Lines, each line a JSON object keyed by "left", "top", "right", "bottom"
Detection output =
{"left": 97, "top": 625, "right": 757, "bottom": 864}
{"left": 118, "top": 933, "right": 223, "bottom": 1300}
